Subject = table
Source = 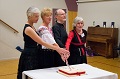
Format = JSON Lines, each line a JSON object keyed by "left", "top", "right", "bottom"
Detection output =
{"left": 22, "top": 64, "right": 118, "bottom": 79}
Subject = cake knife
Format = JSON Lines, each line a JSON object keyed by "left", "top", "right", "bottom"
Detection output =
{"left": 66, "top": 60, "right": 72, "bottom": 70}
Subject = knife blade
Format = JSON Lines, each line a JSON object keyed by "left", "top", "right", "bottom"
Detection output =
{"left": 65, "top": 60, "right": 72, "bottom": 71}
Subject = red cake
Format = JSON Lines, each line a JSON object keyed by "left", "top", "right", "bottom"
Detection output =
{"left": 58, "top": 66, "right": 85, "bottom": 77}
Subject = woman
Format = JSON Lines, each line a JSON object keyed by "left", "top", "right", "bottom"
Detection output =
{"left": 65, "top": 16, "right": 87, "bottom": 65}
{"left": 17, "top": 6, "right": 69, "bottom": 79}
{"left": 37, "top": 8, "right": 59, "bottom": 68}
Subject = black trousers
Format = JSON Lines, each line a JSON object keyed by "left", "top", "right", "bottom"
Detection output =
{"left": 54, "top": 51, "right": 66, "bottom": 67}
{"left": 39, "top": 49, "right": 54, "bottom": 68}
{"left": 68, "top": 48, "right": 87, "bottom": 65}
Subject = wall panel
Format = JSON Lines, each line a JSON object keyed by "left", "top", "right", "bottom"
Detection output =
{"left": 68, "top": 11, "right": 77, "bottom": 32}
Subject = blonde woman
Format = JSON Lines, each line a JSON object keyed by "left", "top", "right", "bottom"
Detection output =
{"left": 37, "top": 8, "right": 62, "bottom": 68}
{"left": 17, "top": 7, "right": 69, "bottom": 79}
{"left": 38, "top": 8, "right": 58, "bottom": 49}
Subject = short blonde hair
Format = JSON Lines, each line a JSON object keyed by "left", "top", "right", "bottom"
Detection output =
{"left": 26, "top": 6, "right": 40, "bottom": 18}
{"left": 41, "top": 8, "right": 52, "bottom": 19}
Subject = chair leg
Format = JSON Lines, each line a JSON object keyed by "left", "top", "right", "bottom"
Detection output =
{"left": 118, "top": 50, "right": 120, "bottom": 58}
{"left": 113, "top": 48, "right": 116, "bottom": 59}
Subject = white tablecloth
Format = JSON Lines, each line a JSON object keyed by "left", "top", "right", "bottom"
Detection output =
{"left": 22, "top": 64, "right": 118, "bottom": 79}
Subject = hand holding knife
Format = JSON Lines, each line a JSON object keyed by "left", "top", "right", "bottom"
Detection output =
{"left": 60, "top": 50, "right": 71, "bottom": 70}
{"left": 65, "top": 60, "right": 72, "bottom": 70}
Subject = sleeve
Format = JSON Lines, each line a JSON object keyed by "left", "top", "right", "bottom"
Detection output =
{"left": 83, "top": 29, "right": 87, "bottom": 41}
{"left": 42, "top": 33, "right": 56, "bottom": 45}
{"left": 83, "top": 29, "right": 87, "bottom": 37}
{"left": 52, "top": 25, "right": 65, "bottom": 48}
{"left": 37, "top": 26, "right": 42, "bottom": 37}
{"left": 65, "top": 31, "right": 74, "bottom": 50}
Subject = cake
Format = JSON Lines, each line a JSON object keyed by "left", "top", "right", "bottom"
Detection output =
{"left": 58, "top": 66, "right": 85, "bottom": 77}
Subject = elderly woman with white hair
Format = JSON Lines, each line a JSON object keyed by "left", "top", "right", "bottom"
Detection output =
{"left": 65, "top": 16, "right": 87, "bottom": 65}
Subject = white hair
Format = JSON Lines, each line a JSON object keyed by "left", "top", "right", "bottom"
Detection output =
{"left": 26, "top": 6, "right": 40, "bottom": 17}
{"left": 72, "top": 16, "right": 84, "bottom": 28}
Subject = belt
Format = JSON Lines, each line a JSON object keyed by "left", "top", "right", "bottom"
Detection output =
{"left": 40, "top": 49, "right": 54, "bottom": 52}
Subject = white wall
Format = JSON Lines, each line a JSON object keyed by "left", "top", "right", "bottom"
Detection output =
{"left": 77, "top": 0, "right": 120, "bottom": 44}
{"left": 0, "top": 0, "right": 67, "bottom": 60}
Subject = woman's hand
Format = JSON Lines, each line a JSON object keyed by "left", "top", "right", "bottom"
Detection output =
{"left": 59, "top": 51, "right": 70, "bottom": 62}
{"left": 56, "top": 47, "right": 69, "bottom": 55}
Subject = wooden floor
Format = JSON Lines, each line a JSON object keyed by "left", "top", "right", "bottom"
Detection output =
{"left": 0, "top": 56, "right": 120, "bottom": 79}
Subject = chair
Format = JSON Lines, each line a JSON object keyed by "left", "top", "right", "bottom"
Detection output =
{"left": 113, "top": 43, "right": 120, "bottom": 59}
